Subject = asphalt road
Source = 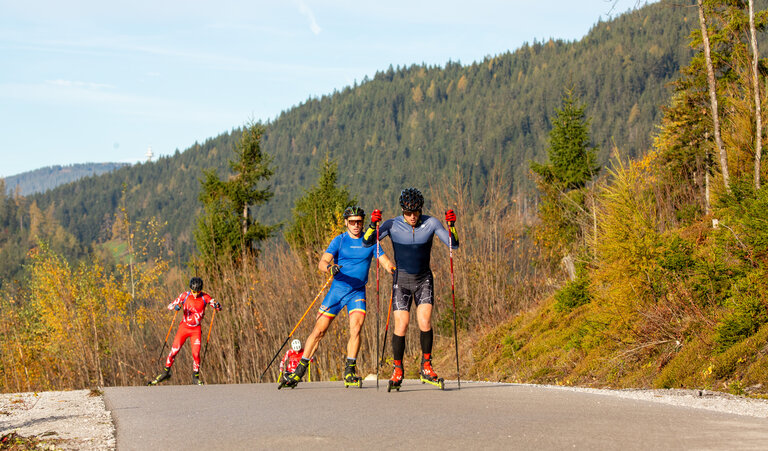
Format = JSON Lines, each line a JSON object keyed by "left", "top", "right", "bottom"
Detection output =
{"left": 104, "top": 380, "right": 768, "bottom": 450}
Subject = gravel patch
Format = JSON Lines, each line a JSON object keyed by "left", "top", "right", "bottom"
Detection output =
{"left": 534, "top": 384, "right": 768, "bottom": 418}
{"left": 0, "top": 389, "right": 115, "bottom": 450}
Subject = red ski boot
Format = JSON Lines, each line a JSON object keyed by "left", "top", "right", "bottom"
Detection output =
{"left": 419, "top": 354, "right": 445, "bottom": 390}
{"left": 387, "top": 361, "right": 404, "bottom": 392}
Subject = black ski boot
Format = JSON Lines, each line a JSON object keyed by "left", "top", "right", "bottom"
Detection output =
{"left": 193, "top": 371, "right": 204, "bottom": 385}
{"left": 343, "top": 359, "right": 362, "bottom": 388}
{"left": 148, "top": 367, "right": 171, "bottom": 386}
{"left": 278, "top": 359, "right": 308, "bottom": 390}
{"left": 419, "top": 355, "right": 445, "bottom": 390}
{"left": 387, "top": 361, "right": 403, "bottom": 393}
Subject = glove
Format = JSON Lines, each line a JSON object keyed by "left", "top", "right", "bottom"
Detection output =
{"left": 445, "top": 209, "right": 456, "bottom": 226}
{"left": 173, "top": 304, "right": 181, "bottom": 311}
{"left": 213, "top": 302, "right": 222, "bottom": 311}
{"left": 329, "top": 264, "right": 341, "bottom": 276}
{"left": 370, "top": 209, "right": 382, "bottom": 225}
{"left": 390, "top": 266, "right": 396, "bottom": 275}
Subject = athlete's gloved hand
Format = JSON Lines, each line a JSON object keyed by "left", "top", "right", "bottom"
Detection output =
{"left": 213, "top": 302, "right": 222, "bottom": 311}
{"left": 370, "top": 209, "right": 382, "bottom": 225}
{"left": 329, "top": 264, "right": 341, "bottom": 276}
{"left": 390, "top": 266, "right": 396, "bottom": 275}
{"left": 445, "top": 209, "right": 456, "bottom": 226}
{"left": 173, "top": 304, "right": 181, "bottom": 311}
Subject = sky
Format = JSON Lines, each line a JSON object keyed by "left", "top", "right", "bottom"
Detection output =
{"left": 0, "top": 0, "right": 653, "bottom": 177}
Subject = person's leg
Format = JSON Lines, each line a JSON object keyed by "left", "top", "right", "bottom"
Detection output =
{"left": 191, "top": 327, "right": 202, "bottom": 373}
{"left": 302, "top": 314, "right": 334, "bottom": 360}
{"left": 413, "top": 272, "right": 440, "bottom": 381}
{"left": 166, "top": 325, "right": 191, "bottom": 368}
{"left": 346, "top": 293, "right": 367, "bottom": 359}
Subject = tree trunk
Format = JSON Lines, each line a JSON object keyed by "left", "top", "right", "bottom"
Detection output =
{"left": 749, "top": 0, "right": 762, "bottom": 190}
{"left": 697, "top": 0, "right": 730, "bottom": 192}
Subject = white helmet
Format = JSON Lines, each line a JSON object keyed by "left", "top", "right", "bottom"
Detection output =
{"left": 291, "top": 339, "right": 301, "bottom": 352}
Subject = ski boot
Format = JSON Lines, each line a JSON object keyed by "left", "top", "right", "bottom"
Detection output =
{"left": 387, "top": 361, "right": 403, "bottom": 392}
{"left": 193, "top": 371, "right": 204, "bottom": 385}
{"left": 147, "top": 367, "right": 171, "bottom": 386}
{"left": 343, "top": 360, "right": 363, "bottom": 388}
{"left": 419, "top": 355, "right": 445, "bottom": 390}
{"left": 278, "top": 359, "right": 308, "bottom": 390}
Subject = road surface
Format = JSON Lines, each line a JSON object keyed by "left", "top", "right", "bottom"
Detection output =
{"left": 104, "top": 380, "right": 768, "bottom": 450}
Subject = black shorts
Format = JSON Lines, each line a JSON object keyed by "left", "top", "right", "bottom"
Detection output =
{"left": 392, "top": 270, "right": 433, "bottom": 312}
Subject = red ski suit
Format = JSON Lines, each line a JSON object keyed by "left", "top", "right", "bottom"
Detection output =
{"left": 165, "top": 291, "right": 217, "bottom": 372}
{"left": 279, "top": 349, "right": 304, "bottom": 374}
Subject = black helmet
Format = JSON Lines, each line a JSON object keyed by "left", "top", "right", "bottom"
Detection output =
{"left": 189, "top": 277, "right": 203, "bottom": 292}
{"left": 343, "top": 206, "right": 365, "bottom": 219}
{"left": 399, "top": 188, "right": 424, "bottom": 211}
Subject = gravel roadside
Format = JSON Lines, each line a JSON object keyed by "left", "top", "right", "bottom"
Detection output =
{"left": 0, "top": 389, "right": 115, "bottom": 450}
{"left": 529, "top": 383, "right": 768, "bottom": 418}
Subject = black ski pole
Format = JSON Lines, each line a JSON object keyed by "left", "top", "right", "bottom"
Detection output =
{"left": 259, "top": 274, "right": 334, "bottom": 382}
{"left": 158, "top": 309, "right": 179, "bottom": 365}
{"left": 448, "top": 222, "right": 461, "bottom": 389}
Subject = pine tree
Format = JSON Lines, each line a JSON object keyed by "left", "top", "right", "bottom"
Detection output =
{"left": 531, "top": 88, "right": 600, "bottom": 261}
{"left": 194, "top": 123, "right": 276, "bottom": 266}
{"left": 285, "top": 156, "right": 355, "bottom": 260}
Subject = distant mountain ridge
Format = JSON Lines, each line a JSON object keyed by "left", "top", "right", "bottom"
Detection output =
{"left": 4, "top": 163, "right": 129, "bottom": 196}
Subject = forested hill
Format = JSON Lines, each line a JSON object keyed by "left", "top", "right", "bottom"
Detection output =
{"left": 26, "top": 0, "right": 697, "bottom": 262}
{"left": 4, "top": 163, "right": 128, "bottom": 196}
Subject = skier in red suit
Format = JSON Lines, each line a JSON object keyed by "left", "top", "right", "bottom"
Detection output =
{"left": 149, "top": 277, "right": 221, "bottom": 386}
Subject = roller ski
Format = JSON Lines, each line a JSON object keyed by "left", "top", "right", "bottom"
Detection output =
{"left": 147, "top": 367, "right": 171, "bottom": 386}
{"left": 387, "top": 362, "right": 403, "bottom": 392}
{"left": 419, "top": 356, "right": 445, "bottom": 390}
{"left": 193, "top": 371, "right": 204, "bottom": 385}
{"left": 278, "top": 359, "right": 307, "bottom": 390}
{"left": 343, "top": 360, "right": 363, "bottom": 388}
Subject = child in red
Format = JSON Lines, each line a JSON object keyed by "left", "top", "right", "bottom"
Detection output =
{"left": 279, "top": 339, "right": 304, "bottom": 374}
{"left": 149, "top": 277, "right": 221, "bottom": 385}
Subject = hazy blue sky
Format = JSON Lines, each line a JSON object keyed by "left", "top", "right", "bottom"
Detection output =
{"left": 0, "top": 0, "right": 654, "bottom": 177}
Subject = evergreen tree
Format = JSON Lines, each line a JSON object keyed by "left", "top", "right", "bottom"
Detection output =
{"left": 194, "top": 123, "right": 276, "bottom": 266}
{"left": 285, "top": 156, "right": 356, "bottom": 259}
{"left": 531, "top": 89, "right": 600, "bottom": 261}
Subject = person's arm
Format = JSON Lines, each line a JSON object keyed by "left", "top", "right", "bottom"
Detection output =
{"left": 378, "top": 253, "right": 396, "bottom": 275}
{"left": 362, "top": 209, "right": 385, "bottom": 247}
{"left": 206, "top": 295, "right": 221, "bottom": 311}
{"left": 167, "top": 292, "right": 186, "bottom": 311}
{"left": 318, "top": 252, "right": 340, "bottom": 276}
{"left": 433, "top": 211, "right": 459, "bottom": 249}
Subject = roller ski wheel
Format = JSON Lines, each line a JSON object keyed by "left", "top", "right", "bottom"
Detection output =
{"left": 420, "top": 357, "right": 444, "bottom": 390}
{"left": 344, "top": 378, "right": 363, "bottom": 388}
{"left": 147, "top": 368, "right": 171, "bottom": 386}
{"left": 419, "top": 375, "right": 445, "bottom": 390}
{"left": 343, "top": 360, "right": 362, "bottom": 388}
{"left": 387, "top": 380, "right": 401, "bottom": 392}
{"left": 277, "top": 372, "right": 299, "bottom": 390}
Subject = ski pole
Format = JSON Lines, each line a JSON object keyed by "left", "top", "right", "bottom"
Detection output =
{"left": 449, "top": 225, "right": 461, "bottom": 389}
{"left": 200, "top": 308, "right": 217, "bottom": 370}
{"left": 259, "top": 273, "right": 334, "bottom": 382}
{"left": 380, "top": 291, "right": 393, "bottom": 367}
{"left": 375, "top": 222, "right": 380, "bottom": 390}
{"left": 158, "top": 309, "right": 179, "bottom": 365}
